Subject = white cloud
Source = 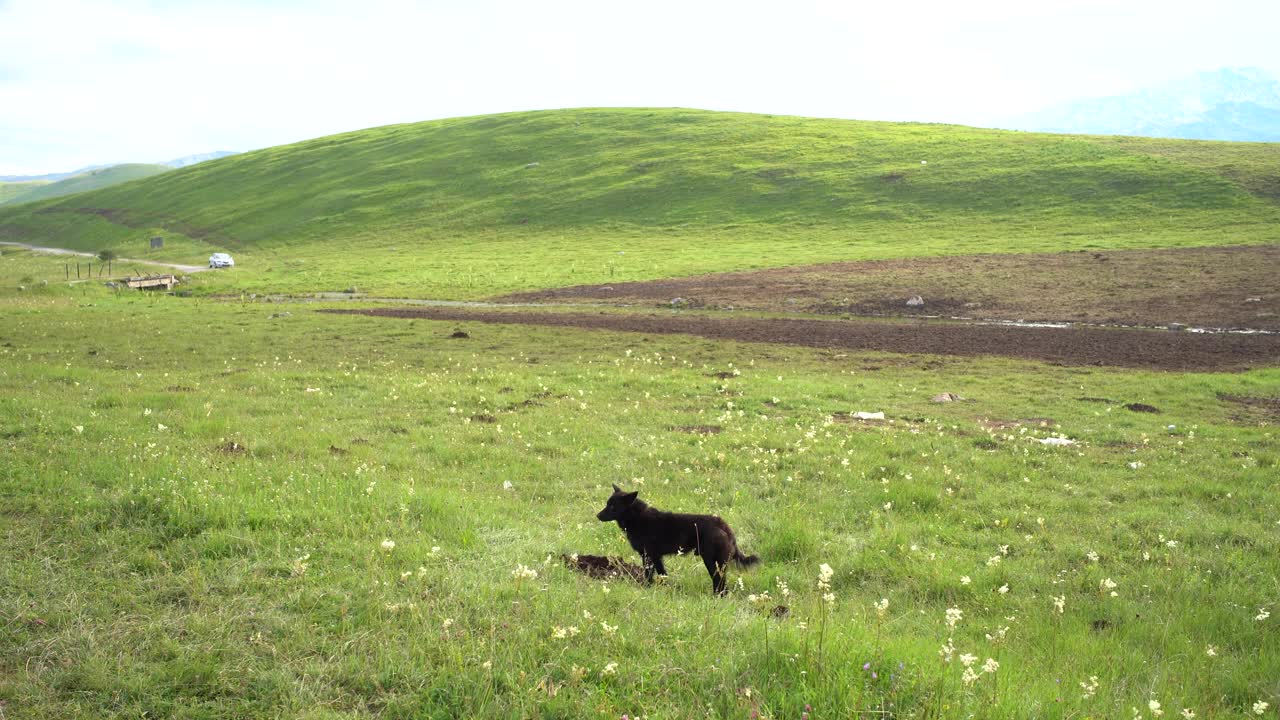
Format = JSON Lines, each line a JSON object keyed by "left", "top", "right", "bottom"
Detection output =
{"left": 1, "top": 0, "right": 1277, "bottom": 174}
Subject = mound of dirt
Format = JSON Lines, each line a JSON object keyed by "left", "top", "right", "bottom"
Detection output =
{"left": 562, "top": 554, "right": 647, "bottom": 583}
{"left": 1124, "top": 403, "right": 1160, "bottom": 413}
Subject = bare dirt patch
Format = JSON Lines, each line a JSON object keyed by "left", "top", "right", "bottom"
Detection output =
{"left": 324, "top": 308, "right": 1280, "bottom": 372}
{"left": 1124, "top": 403, "right": 1161, "bottom": 413}
{"left": 495, "top": 245, "right": 1280, "bottom": 331}
{"left": 674, "top": 425, "right": 723, "bottom": 435}
{"left": 562, "top": 554, "right": 647, "bottom": 583}
{"left": 1218, "top": 393, "right": 1280, "bottom": 422}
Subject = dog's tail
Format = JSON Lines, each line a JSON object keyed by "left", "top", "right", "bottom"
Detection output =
{"left": 734, "top": 549, "right": 761, "bottom": 567}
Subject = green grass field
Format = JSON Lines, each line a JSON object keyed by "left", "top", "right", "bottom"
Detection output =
{"left": 1, "top": 250, "right": 1277, "bottom": 718}
{"left": 1, "top": 109, "right": 1278, "bottom": 298}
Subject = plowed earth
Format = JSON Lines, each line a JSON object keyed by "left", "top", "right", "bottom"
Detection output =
{"left": 496, "top": 245, "right": 1280, "bottom": 331}
{"left": 323, "top": 307, "right": 1280, "bottom": 371}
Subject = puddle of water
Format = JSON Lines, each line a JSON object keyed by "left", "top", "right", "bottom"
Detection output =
{"left": 973, "top": 319, "right": 1073, "bottom": 329}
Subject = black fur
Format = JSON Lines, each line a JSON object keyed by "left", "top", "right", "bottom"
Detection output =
{"left": 596, "top": 484, "right": 760, "bottom": 595}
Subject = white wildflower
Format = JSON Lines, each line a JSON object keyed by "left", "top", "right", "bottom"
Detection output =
{"left": 380, "top": 539, "right": 396, "bottom": 552}
{"left": 1254, "top": 701, "right": 1269, "bottom": 715}
{"left": 945, "top": 607, "right": 963, "bottom": 630}
{"left": 1080, "top": 675, "right": 1099, "bottom": 699}
{"left": 1256, "top": 607, "right": 1271, "bottom": 621}
{"left": 874, "top": 598, "right": 889, "bottom": 617}
{"left": 1053, "top": 595, "right": 1065, "bottom": 614}
{"left": 602, "top": 661, "right": 618, "bottom": 676}
{"left": 818, "top": 563, "right": 833, "bottom": 585}
{"left": 775, "top": 577, "right": 790, "bottom": 598}
{"left": 982, "top": 658, "right": 999, "bottom": 674}
{"left": 1149, "top": 700, "right": 1163, "bottom": 716}
{"left": 960, "top": 575, "right": 971, "bottom": 586}
{"left": 939, "top": 638, "right": 955, "bottom": 663}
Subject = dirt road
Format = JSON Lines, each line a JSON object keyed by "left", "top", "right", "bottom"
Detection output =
{"left": 0, "top": 241, "right": 209, "bottom": 273}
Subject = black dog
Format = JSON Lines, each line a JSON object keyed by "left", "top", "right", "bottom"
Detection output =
{"left": 597, "top": 485, "right": 759, "bottom": 595}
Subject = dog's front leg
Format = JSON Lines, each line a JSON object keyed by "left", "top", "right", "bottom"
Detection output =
{"left": 642, "top": 554, "right": 658, "bottom": 585}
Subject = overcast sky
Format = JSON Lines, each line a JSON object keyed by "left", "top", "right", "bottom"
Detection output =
{"left": 1, "top": 0, "right": 1277, "bottom": 175}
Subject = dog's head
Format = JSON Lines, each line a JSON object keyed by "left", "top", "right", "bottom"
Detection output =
{"left": 597, "top": 484, "right": 638, "bottom": 522}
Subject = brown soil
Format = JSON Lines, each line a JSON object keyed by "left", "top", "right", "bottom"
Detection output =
{"left": 562, "top": 554, "right": 647, "bottom": 583}
{"left": 674, "top": 425, "right": 723, "bottom": 435}
{"left": 1124, "top": 403, "right": 1161, "bottom": 413}
{"left": 496, "top": 245, "right": 1280, "bottom": 331}
{"left": 324, "top": 308, "right": 1280, "bottom": 372}
{"left": 1218, "top": 394, "right": 1280, "bottom": 422}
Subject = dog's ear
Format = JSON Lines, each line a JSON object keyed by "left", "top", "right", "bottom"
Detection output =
{"left": 612, "top": 483, "right": 623, "bottom": 494}
{"left": 621, "top": 491, "right": 639, "bottom": 504}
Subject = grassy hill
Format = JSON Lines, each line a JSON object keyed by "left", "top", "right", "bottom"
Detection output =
{"left": 0, "top": 180, "right": 50, "bottom": 206}
{"left": 0, "top": 163, "right": 171, "bottom": 207}
{"left": 0, "top": 108, "right": 1277, "bottom": 297}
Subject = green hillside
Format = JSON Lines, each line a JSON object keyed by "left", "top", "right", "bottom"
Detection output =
{"left": 0, "top": 163, "right": 171, "bottom": 207}
{"left": 0, "top": 180, "right": 49, "bottom": 206}
{"left": 0, "top": 108, "right": 1277, "bottom": 297}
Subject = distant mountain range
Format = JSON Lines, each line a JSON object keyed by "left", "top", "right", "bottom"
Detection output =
{"left": 0, "top": 164, "right": 172, "bottom": 206}
{"left": 161, "top": 151, "right": 240, "bottom": 169}
{"left": 1004, "top": 67, "right": 1280, "bottom": 142}
{"left": 0, "top": 150, "right": 238, "bottom": 183}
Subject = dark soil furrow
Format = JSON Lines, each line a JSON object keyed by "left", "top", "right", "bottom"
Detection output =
{"left": 322, "top": 308, "right": 1280, "bottom": 371}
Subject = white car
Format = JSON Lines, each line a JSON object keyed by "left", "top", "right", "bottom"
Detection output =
{"left": 208, "top": 252, "right": 235, "bottom": 268}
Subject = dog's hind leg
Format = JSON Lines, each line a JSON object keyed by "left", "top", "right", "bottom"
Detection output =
{"left": 703, "top": 553, "right": 728, "bottom": 596}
